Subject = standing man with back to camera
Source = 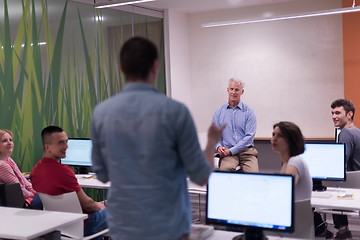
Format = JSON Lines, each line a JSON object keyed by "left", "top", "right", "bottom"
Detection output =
{"left": 212, "top": 78, "right": 259, "bottom": 172}
{"left": 91, "top": 37, "right": 225, "bottom": 240}
{"left": 329, "top": 98, "right": 360, "bottom": 239}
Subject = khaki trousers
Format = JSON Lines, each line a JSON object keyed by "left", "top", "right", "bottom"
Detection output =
{"left": 219, "top": 147, "right": 259, "bottom": 173}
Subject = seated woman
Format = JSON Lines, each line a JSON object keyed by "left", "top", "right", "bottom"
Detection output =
{"left": 271, "top": 121, "right": 312, "bottom": 201}
{"left": 0, "top": 129, "right": 42, "bottom": 209}
{"left": 271, "top": 121, "right": 332, "bottom": 238}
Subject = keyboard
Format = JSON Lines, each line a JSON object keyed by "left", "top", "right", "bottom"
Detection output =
{"left": 312, "top": 191, "right": 333, "bottom": 199}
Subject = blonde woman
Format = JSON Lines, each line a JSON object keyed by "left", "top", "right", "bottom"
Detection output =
{"left": 0, "top": 129, "right": 42, "bottom": 209}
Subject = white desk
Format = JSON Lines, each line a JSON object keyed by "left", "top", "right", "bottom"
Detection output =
{"left": 76, "top": 174, "right": 110, "bottom": 189}
{"left": 207, "top": 230, "right": 305, "bottom": 240}
{"left": 0, "top": 206, "right": 87, "bottom": 240}
{"left": 311, "top": 187, "right": 360, "bottom": 211}
{"left": 77, "top": 175, "right": 360, "bottom": 213}
{"left": 187, "top": 179, "right": 206, "bottom": 195}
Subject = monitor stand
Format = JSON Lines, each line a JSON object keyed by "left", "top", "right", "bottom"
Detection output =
{"left": 78, "top": 166, "right": 90, "bottom": 174}
{"left": 313, "top": 179, "right": 327, "bottom": 192}
{"left": 233, "top": 228, "right": 267, "bottom": 240}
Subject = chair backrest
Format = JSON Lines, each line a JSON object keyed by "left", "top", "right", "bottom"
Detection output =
{"left": 0, "top": 183, "right": 26, "bottom": 208}
{"left": 324, "top": 171, "right": 360, "bottom": 189}
{"left": 38, "top": 192, "right": 82, "bottom": 214}
{"left": 290, "top": 199, "right": 315, "bottom": 239}
{"left": 0, "top": 183, "right": 5, "bottom": 206}
{"left": 38, "top": 192, "right": 109, "bottom": 240}
{"left": 264, "top": 199, "right": 314, "bottom": 239}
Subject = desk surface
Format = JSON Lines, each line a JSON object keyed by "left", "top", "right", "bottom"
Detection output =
{"left": 0, "top": 207, "right": 87, "bottom": 240}
{"left": 207, "top": 229, "right": 305, "bottom": 240}
{"left": 76, "top": 174, "right": 110, "bottom": 189}
{"left": 77, "top": 175, "right": 207, "bottom": 193}
{"left": 77, "top": 175, "right": 360, "bottom": 212}
{"left": 311, "top": 187, "right": 360, "bottom": 211}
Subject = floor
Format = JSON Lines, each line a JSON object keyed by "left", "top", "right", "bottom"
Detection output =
{"left": 190, "top": 194, "right": 360, "bottom": 240}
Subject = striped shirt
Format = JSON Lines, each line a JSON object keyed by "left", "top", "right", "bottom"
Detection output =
{"left": 0, "top": 157, "right": 36, "bottom": 198}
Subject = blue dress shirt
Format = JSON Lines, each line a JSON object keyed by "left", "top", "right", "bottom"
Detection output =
{"left": 91, "top": 82, "right": 212, "bottom": 240}
{"left": 212, "top": 101, "right": 256, "bottom": 155}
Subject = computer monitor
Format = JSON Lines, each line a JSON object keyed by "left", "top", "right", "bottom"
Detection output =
{"left": 206, "top": 172, "right": 294, "bottom": 240}
{"left": 300, "top": 143, "right": 346, "bottom": 191}
{"left": 335, "top": 128, "right": 341, "bottom": 143}
{"left": 61, "top": 138, "right": 92, "bottom": 169}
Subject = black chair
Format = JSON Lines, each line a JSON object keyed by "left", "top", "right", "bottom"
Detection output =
{"left": 0, "top": 182, "right": 26, "bottom": 208}
{"left": 0, "top": 183, "right": 5, "bottom": 206}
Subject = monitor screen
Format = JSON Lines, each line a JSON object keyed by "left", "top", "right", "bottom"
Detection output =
{"left": 61, "top": 138, "right": 92, "bottom": 167}
{"left": 206, "top": 172, "right": 294, "bottom": 238}
{"left": 300, "top": 143, "right": 345, "bottom": 181}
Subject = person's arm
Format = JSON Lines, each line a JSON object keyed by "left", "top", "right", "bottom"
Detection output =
{"left": 205, "top": 124, "right": 226, "bottom": 167}
{"left": 197, "top": 123, "right": 226, "bottom": 185}
{"left": 212, "top": 107, "right": 223, "bottom": 152}
{"left": 175, "top": 105, "right": 221, "bottom": 186}
{"left": 0, "top": 162, "right": 34, "bottom": 198}
{"left": 285, "top": 165, "right": 300, "bottom": 185}
{"left": 229, "top": 109, "right": 256, "bottom": 155}
{"left": 91, "top": 109, "right": 109, "bottom": 183}
{"left": 76, "top": 189, "right": 105, "bottom": 213}
{"left": 338, "top": 129, "right": 354, "bottom": 169}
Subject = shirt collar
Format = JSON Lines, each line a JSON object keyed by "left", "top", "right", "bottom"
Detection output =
{"left": 227, "top": 101, "right": 243, "bottom": 110}
{"left": 123, "top": 82, "right": 158, "bottom": 93}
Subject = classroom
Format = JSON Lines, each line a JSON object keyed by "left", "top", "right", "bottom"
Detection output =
{"left": 1, "top": 0, "right": 360, "bottom": 239}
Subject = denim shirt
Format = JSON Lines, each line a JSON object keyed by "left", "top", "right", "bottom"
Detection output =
{"left": 91, "top": 82, "right": 212, "bottom": 240}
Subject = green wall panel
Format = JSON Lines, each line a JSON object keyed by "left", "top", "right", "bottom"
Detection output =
{"left": 0, "top": 0, "right": 165, "bottom": 172}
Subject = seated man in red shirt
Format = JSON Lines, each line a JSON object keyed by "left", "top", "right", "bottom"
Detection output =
{"left": 30, "top": 126, "right": 107, "bottom": 238}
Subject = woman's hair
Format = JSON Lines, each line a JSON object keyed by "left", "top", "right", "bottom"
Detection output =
{"left": 273, "top": 121, "right": 305, "bottom": 157}
{"left": 0, "top": 129, "right": 13, "bottom": 139}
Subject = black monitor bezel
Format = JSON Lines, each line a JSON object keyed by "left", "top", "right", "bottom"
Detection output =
{"left": 61, "top": 138, "right": 93, "bottom": 167}
{"left": 303, "top": 142, "right": 346, "bottom": 182}
{"left": 205, "top": 171, "right": 295, "bottom": 234}
{"left": 335, "top": 128, "right": 341, "bottom": 143}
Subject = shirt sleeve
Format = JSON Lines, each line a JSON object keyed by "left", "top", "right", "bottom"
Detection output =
{"left": 338, "top": 129, "right": 354, "bottom": 170}
{"left": 176, "top": 104, "right": 213, "bottom": 184}
{"left": 0, "top": 162, "right": 34, "bottom": 198}
{"left": 91, "top": 107, "right": 109, "bottom": 183}
{"left": 62, "top": 166, "right": 82, "bottom": 193}
{"left": 212, "top": 107, "right": 222, "bottom": 151}
{"left": 229, "top": 109, "right": 257, "bottom": 155}
{"left": 288, "top": 156, "right": 303, "bottom": 177}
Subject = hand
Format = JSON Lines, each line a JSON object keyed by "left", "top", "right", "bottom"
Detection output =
{"left": 97, "top": 201, "right": 106, "bottom": 209}
{"left": 217, "top": 146, "right": 231, "bottom": 158}
{"left": 208, "top": 123, "right": 226, "bottom": 146}
{"left": 217, "top": 146, "right": 226, "bottom": 158}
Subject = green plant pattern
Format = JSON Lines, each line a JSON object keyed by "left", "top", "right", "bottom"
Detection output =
{"left": 0, "top": 0, "right": 165, "bottom": 172}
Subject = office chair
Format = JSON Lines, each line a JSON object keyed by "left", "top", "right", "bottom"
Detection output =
{"left": 0, "top": 182, "right": 26, "bottom": 208}
{"left": 38, "top": 192, "right": 109, "bottom": 240}
{"left": 0, "top": 183, "right": 5, "bottom": 206}
{"left": 266, "top": 199, "right": 315, "bottom": 239}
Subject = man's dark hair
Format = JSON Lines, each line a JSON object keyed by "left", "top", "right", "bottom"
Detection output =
{"left": 331, "top": 98, "right": 355, "bottom": 120}
{"left": 273, "top": 121, "right": 305, "bottom": 157}
{"left": 41, "top": 126, "right": 63, "bottom": 145}
{"left": 120, "top": 37, "right": 158, "bottom": 80}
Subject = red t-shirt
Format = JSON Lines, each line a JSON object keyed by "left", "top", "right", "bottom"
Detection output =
{"left": 30, "top": 157, "right": 81, "bottom": 195}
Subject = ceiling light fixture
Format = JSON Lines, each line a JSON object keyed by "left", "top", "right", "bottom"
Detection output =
{"left": 201, "top": 6, "right": 360, "bottom": 28}
{"left": 95, "top": 0, "right": 156, "bottom": 9}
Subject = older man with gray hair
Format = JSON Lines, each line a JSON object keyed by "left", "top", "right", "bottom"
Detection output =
{"left": 212, "top": 78, "right": 259, "bottom": 172}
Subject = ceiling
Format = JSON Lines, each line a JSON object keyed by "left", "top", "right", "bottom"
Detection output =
{"left": 78, "top": 0, "right": 301, "bottom": 14}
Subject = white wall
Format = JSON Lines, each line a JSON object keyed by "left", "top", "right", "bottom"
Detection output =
{"left": 165, "top": 9, "right": 192, "bottom": 107}
{"left": 168, "top": 0, "right": 344, "bottom": 138}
